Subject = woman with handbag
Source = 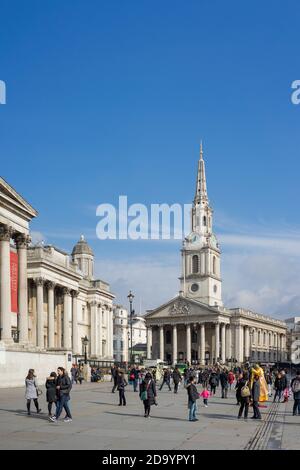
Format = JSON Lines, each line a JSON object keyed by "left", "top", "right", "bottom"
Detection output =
{"left": 139, "top": 372, "right": 157, "bottom": 418}
{"left": 25, "top": 369, "right": 42, "bottom": 415}
{"left": 45, "top": 371, "right": 57, "bottom": 417}
{"left": 237, "top": 372, "right": 250, "bottom": 419}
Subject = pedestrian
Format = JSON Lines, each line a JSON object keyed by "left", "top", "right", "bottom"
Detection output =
{"left": 159, "top": 369, "right": 172, "bottom": 391}
{"left": 219, "top": 369, "right": 229, "bottom": 398}
{"left": 112, "top": 366, "right": 119, "bottom": 393}
{"left": 235, "top": 373, "right": 244, "bottom": 405}
{"left": 185, "top": 376, "right": 199, "bottom": 421}
{"left": 172, "top": 367, "right": 182, "bottom": 394}
{"left": 273, "top": 372, "right": 284, "bottom": 403}
{"left": 77, "top": 365, "right": 84, "bottom": 385}
{"left": 228, "top": 370, "right": 235, "bottom": 389}
{"left": 130, "top": 365, "right": 140, "bottom": 392}
{"left": 265, "top": 371, "right": 273, "bottom": 397}
{"left": 25, "top": 369, "right": 42, "bottom": 415}
{"left": 117, "top": 372, "right": 127, "bottom": 406}
{"left": 251, "top": 374, "right": 262, "bottom": 420}
{"left": 200, "top": 387, "right": 210, "bottom": 407}
{"left": 237, "top": 372, "right": 250, "bottom": 419}
{"left": 291, "top": 369, "right": 300, "bottom": 416}
{"left": 50, "top": 367, "right": 72, "bottom": 423}
{"left": 45, "top": 372, "right": 57, "bottom": 417}
{"left": 139, "top": 372, "right": 157, "bottom": 418}
{"left": 70, "top": 364, "right": 78, "bottom": 385}
{"left": 209, "top": 371, "right": 218, "bottom": 395}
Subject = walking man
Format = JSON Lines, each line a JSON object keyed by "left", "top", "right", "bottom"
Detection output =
{"left": 251, "top": 374, "right": 261, "bottom": 420}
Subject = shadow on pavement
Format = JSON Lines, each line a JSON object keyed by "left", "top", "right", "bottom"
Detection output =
{"left": 0, "top": 408, "right": 49, "bottom": 420}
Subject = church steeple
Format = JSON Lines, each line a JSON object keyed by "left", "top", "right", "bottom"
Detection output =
{"left": 194, "top": 141, "right": 208, "bottom": 206}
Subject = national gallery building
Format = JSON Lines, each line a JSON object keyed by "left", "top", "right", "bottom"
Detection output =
{"left": 0, "top": 177, "right": 114, "bottom": 386}
{"left": 145, "top": 146, "right": 287, "bottom": 366}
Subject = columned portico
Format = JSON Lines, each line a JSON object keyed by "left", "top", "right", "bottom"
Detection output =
{"left": 186, "top": 324, "right": 191, "bottom": 363}
{"left": 221, "top": 323, "right": 226, "bottom": 363}
{"left": 15, "top": 233, "right": 30, "bottom": 343}
{"left": 90, "top": 301, "right": 97, "bottom": 357}
{"left": 200, "top": 323, "right": 205, "bottom": 365}
{"left": 71, "top": 290, "right": 79, "bottom": 354}
{"left": 214, "top": 322, "right": 220, "bottom": 362}
{"left": 36, "top": 277, "right": 44, "bottom": 348}
{"left": 63, "top": 288, "right": 71, "bottom": 349}
{"left": 147, "top": 326, "right": 152, "bottom": 359}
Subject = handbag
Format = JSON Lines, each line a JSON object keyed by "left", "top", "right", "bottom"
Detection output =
{"left": 140, "top": 390, "right": 147, "bottom": 401}
{"left": 36, "top": 388, "right": 43, "bottom": 397}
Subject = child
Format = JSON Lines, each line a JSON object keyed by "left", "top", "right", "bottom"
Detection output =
{"left": 200, "top": 387, "right": 211, "bottom": 407}
{"left": 283, "top": 386, "right": 291, "bottom": 403}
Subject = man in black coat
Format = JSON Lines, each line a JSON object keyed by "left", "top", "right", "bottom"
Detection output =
{"left": 251, "top": 375, "right": 262, "bottom": 419}
{"left": 219, "top": 369, "right": 229, "bottom": 398}
{"left": 172, "top": 367, "right": 182, "bottom": 394}
{"left": 112, "top": 366, "right": 119, "bottom": 393}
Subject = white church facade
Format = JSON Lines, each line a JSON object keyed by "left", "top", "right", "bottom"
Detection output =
{"left": 145, "top": 145, "right": 287, "bottom": 366}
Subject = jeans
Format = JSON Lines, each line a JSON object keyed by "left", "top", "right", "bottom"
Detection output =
{"left": 238, "top": 397, "right": 249, "bottom": 418}
{"left": 293, "top": 398, "right": 300, "bottom": 415}
{"left": 55, "top": 394, "right": 72, "bottom": 419}
{"left": 160, "top": 380, "right": 171, "bottom": 391}
{"left": 174, "top": 382, "right": 179, "bottom": 393}
{"left": 188, "top": 400, "right": 197, "bottom": 421}
{"left": 133, "top": 379, "right": 138, "bottom": 392}
{"left": 273, "top": 389, "right": 283, "bottom": 402}
{"left": 119, "top": 389, "right": 126, "bottom": 405}
{"left": 221, "top": 387, "right": 228, "bottom": 398}
{"left": 252, "top": 401, "right": 261, "bottom": 419}
{"left": 203, "top": 398, "right": 208, "bottom": 405}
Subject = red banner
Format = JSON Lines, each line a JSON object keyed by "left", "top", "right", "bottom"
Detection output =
{"left": 10, "top": 251, "right": 18, "bottom": 313}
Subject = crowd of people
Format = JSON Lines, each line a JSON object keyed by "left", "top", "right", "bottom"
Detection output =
{"left": 24, "top": 362, "right": 300, "bottom": 423}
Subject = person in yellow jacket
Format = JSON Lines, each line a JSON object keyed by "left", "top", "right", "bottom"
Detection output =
{"left": 249, "top": 364, "right": 268, "bottom": 402}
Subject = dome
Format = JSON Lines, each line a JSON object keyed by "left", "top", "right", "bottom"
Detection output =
{"left": 71, "top": 235, "right": 94, "bottom": 256}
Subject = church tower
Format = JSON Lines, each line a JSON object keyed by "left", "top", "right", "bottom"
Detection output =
{"left": 179, "top": 143, "right": 223, "bottom": 306}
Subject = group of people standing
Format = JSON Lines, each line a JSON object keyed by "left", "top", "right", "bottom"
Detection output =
{"left": 25, "top": 367, "right": 73, "bottom": 423}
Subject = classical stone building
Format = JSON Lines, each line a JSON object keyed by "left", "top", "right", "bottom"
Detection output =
{"left": 285, "top": 317, "right": 300, "bottom": 364}
{"left": 113, "top": 305, "right": 129, "bottom": 363}
{"left": 0, "top": 177, "right": 114, "bottom": 386}
{"left": 145, "top": 145, "right": 287, "bottom": 366}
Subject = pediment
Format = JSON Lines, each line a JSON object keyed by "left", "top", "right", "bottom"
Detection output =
{"left": 145, "top": 295, "right": 218, "bottom": 320}
{"left": 0, "top": 177, "right": 38, "bottom": 220}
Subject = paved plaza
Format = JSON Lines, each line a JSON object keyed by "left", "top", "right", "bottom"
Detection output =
{"left": 0, "top": 380, "right": 299, "bottom": 450}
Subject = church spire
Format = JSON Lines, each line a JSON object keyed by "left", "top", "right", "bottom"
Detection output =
{"left": 194, "top": 141, "right": 208, "bottom": 206}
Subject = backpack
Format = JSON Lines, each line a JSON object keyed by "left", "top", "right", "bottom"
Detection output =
{"left": 292, "top": 379, "right": 300, "bottom": 393}
{"left": 241, "top": 382, "right": 251, "bottom": 398}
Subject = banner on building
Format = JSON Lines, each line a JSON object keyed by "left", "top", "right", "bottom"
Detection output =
{"left": 10, "top": 251, "right": 18, "bottom": 313}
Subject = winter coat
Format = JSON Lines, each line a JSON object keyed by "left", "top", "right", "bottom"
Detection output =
{"left": 172, "top": 371, "right": 182, "bottom": 384}
{"left": 275, "top": 376, "right": 285, "bottom": 391}
{"left": 291, "top": 376, "right": 300, "bottom": 400}
{"left": 228, "top": 372, "right": 235, "bottom": 384}
{"left": 209, "top": 373, "right": 219, "bottom": 387}
{"left": 56, "top": 374, "right": 72, "bottom": 398}
{"left": 117, "top": 376, "right": 128, "bottom": 391}
{"left": 139, "top": 379, "right": 157, "bottom": 405}
{"left": 252, "top": 380, "right": 260, "bottom": 402}
{"left": 45, "top": 377, "right": 57, "bottom": 402}
{"left": 25, "top": 378, "right": 38, "bottom": 400}
{"left": 186, "top": 383, "right": 199, "bottom": 403}
{"left": 219, "top": 372, "right": 229, "bottom": 388}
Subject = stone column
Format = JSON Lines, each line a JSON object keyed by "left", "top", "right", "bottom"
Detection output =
{"left": 226, "top": 325, "right": 232, "bottom": 361}
{"left": 71, "top": 290, "right": 79, "bottom": 354}
{"left": 0, "top": 225, "right": 13, "bottom": 341}
{"left": 186, "top": 323, "right": 191, "bottom": 364}
{"left": 200, "top": 323, "right": 205, "bottom": 365}
{"left": 244, "top": 326, "right": 250, "bottom": 359}
{"left": 63, "top": 288, "right": 71, "bottom": 350}
{"left": 90, "top": 301, "right": 97, "bottom": 357}
{"left": 235, "top": 324, "right": 243, "bottom": 363}
{"left": 47, "top": 281, "right": 55, "bottom": 349}
{"left": 221, "top": 323, "right": 226, "bottom": 363}
{"left": 98, "top": 304, "right": 103, "bottom": 357}
{"left": 15, "top": 233, "right": 30, "bottom": 343}
{"left": 110, "top": 308, "right": 114, "bottom": 358}
{"left": 36, "top": 277, "right": 44, "bottom": 348}
{"left": 172, "top": 324, "right": 177, "bottom": 364}
{"left": 159, "top": 324, "right": 164, "bottom": 360}
{"left": 147, "top": 326, "right": 152, "bottom": 359}
{"left": 215, "top": 322, "right": 220, "bottom": 362}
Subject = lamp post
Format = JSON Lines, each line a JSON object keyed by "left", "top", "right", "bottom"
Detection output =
{"left": 82, "top": 335, "right": 89, "bottom": 364}
{"left": 127, "top": 290, "right": 135, "bottom": 365}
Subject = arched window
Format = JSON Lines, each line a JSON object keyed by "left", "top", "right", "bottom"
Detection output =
{"left": 203, "top": 216, "right": 207, "bottom": 226}
{"left": 213, "top": 256, "right": 216, "bottom": 275}
{"left": 192, "top": 255, "right": 199, "bottom": 274}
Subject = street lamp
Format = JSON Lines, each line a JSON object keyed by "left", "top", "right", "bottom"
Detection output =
{"left": 127, "top": 290, "right": 135, "bottom": 365}
{"left": 82, "top": 336, "right": 89, "bottom": 364}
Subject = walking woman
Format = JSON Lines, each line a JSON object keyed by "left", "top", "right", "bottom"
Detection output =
{"left": 45, "top": 372, "right": 57, "bottom": 417}
{"left": 236, "top": 372, "right": 251, "bottom": 419}
{"left": 25, "top": 369, "right": 41, "bottom": 415}
{"left": 139, "top": 372, "right": 157, "bottom": 418}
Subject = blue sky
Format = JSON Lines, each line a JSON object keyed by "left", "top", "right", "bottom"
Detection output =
{"left": 1, "top": 0, "right": 300, "bottom": 317}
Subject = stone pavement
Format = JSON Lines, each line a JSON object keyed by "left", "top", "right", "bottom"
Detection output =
{"left": 0, "top": 381, "right": 299, "bottom": 450}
